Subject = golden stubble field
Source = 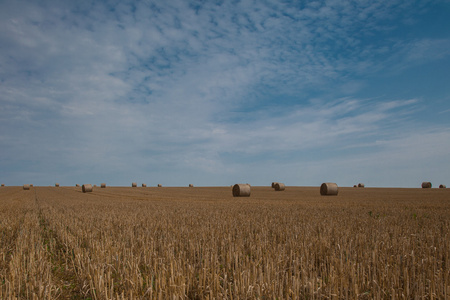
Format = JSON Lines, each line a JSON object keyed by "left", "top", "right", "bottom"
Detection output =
{"left": 0, "top": 185, "right": 449, "bottom": 299}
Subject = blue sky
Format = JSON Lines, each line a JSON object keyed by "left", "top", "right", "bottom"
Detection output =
{"left": 1, "top": 0, "right": 449, "bottom": 187}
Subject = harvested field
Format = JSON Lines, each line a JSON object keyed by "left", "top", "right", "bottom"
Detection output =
{"left": 0, "top": 186, "right": 449, "bottom": 299}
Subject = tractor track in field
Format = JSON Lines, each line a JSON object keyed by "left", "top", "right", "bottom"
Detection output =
{"left": 0, "top": 213, "right": 27, "bottom": 291}
{"left": 0, "top": 188, "right": 33, "bottom": 292}
{"left": 34, "top": 189, "right": 93, "bottom": 300}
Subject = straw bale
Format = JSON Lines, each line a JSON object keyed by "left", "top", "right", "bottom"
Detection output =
{"left": 421, "top": 182, "right": 432, "bottom": 188}
{"left": 55, "top": 183, "right": 60, "bottom": 187}
{"left": 142, "top": 183, "right": 147, "bottom": 187}
{"left": 101, "top": 183, "right": 106, "bottom": 188}
{"left": 320, "top": 182, "right": 338, "bottom": 196}
{"left": 158, "top": 184, "right": 162, "bottom": 187}
{"left": 189, "top": 184, "right": 194, "bottom": 187}
{"left": 132, "top": 182, "right": 137, "bottom": 187}
{"left": 271, "top": 182, "right": 278, "bottom": 188}
{"left": 232, "top": 184, "right": 251, "bottom": 197}
{"left": 82, "top": 184, "right": 93, "bottom": 193}
{"left": 274, "top": 183, "right": 285, "bottom": 191}
{"left": 358, "top": 183, "right": 365, "bottom": 188}
{"left": 23, "top": 184, "right": 30, "bottom": 190}
{"left": 439, "top": 184, "right": 446, "bottom": 188}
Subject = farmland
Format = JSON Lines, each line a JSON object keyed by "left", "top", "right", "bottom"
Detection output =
{"left": 0, "top": 186, "right": 449, "bottom": 299}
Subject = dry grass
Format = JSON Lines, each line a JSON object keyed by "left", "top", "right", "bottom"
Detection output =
{"left": 0, "top": 186, "right": 449, "bottom": 299}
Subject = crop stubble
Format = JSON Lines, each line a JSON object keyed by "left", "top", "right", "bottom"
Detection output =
{"left": 0, "top": 186, "right": 449, "bottom": 299}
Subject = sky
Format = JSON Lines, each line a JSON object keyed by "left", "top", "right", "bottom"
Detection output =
{"left": 1, "top": 0, "right": 450, "bottom": 188}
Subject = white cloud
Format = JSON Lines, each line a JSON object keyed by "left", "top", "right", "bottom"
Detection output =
{"left": 404, "top": 39, "right": 450, "bottom": 63}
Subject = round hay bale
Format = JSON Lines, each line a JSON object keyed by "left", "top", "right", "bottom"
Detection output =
{"left": 23, "top": 184, "right": 30, "bottom": 190}
{"left": 76, "top": 184, "right": 80, "bottom": 187}
{"left": 439, "top": 184, "right": 446, "bottom": 188}
{"left": 55, "top": 183, "right": 60, "bottom": 187}
{"left": 358, "top": 183, "right": 365, "bottom": 188}
{"left": 421, "top": 182, "right": 432, "bottom": 188}
{"left": 132, "top": 182, "right": 137, "bottom": 187}
{"left": 30, "top": 184, "right": 33, "bottom": 187}
{"left": 158, "top": 184, "right": 162, "bottom": 187}
{"left": 82, "top": 184, "right": 93, "bottom": 193}
{"left": 353, "top": 185, "right": 357, "bottom": 188}
{"left": 320, "top": 182, "right": 338, "bottom": 196}
{"left": 271, "top": 182, "right": 278, "bottom": 188}
{"left": 232, "top": 184, "right": 251, "bottom": 197}
{"left": 1, "top": 184, "right": 4, "bottom": 187}
{"left": 274, "top": 183, "right": 285, "bottom": 191}
{"left": 142, "top": 183, "right": 147, "bottom": 187}
{"left": 189, "top": 184, "right": 193, "bottom": 187}
{"left": 101, "top": 183, "right": 106, "bottom": 188}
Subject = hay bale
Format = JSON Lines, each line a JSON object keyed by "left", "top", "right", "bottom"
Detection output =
{"left": 232, "top": 184, "right": 251, "bottom": 197}
{"left": 320, "top": 182, "right": 338, "bottom": 196}
{"left": 274, "top": 183, "right": 285, "bottom": 191}
{"left": 82, "top": 184, "right": 93, "bottom": 193}
{"left": 353, "top": 185, "right": 357, "bottom": 188}
{"left": 1, "top": 184, "right": 4, "bottom": 187}
{"left": 132, "top": 182, "right": 137, "bottom": 187}
{"left": 189, "top": 184, "right": 193, "bottom": 187}
{"left": 358, "top": 183, "right": 365, "bottom": 188}
{"left": 158, "top": 184, "right": 162, "bottom": 187}
{"left": 55, "top": 183, "right": 60, "bottom": 187}
{"left": 30, "top": 184, "right": 33, "bottom": 187}
{"left": 142, "top": 183, "right": 147, "bottom": 187}
{"left": 271, "top": 182, "right": 278, "bottom": 188}
{"left": 76, "top": 184, "right": 80, "bottom": 187}
{"left": 101, "top": 183, "right": 106, "bottom": 188}
{"left": 439, "top": 184, "right": 446, "bottom": 188}
{"left": 23, "top": 184, "right": 30, "bottom": 190}
{"left": 421, "top": 182, "right": 432, "bottom": 188}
